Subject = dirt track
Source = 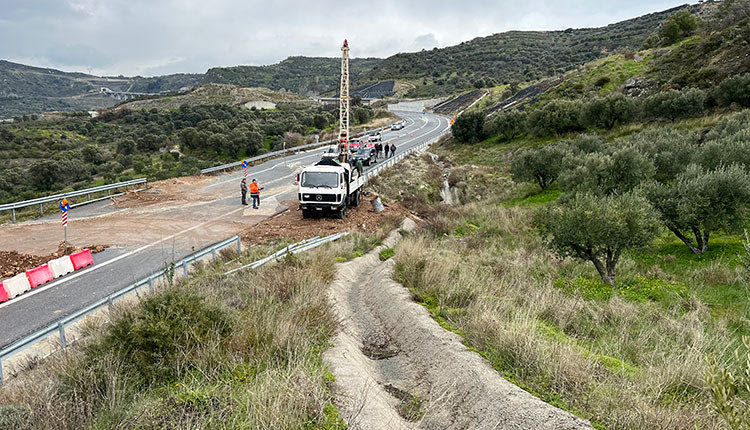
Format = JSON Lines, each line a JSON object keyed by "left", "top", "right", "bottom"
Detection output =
{"left": 324, "top": 219, "right": 592, "bottom": 429}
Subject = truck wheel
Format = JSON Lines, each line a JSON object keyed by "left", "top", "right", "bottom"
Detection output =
{"left": 338, "top": 205, "right": 346, "bottom": 219}
{"left": 302, "top": 209, "right": 312, "bottom": 219}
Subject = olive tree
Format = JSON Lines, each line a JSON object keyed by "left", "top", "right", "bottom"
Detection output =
{"left": 643, "top": 164, "right": 750, "bottom": 254}
{"left": 643, "top": 88, "right": 706, "bottom": 122}
{"left": 452, "top": 111, "right": 487, "bottom": 144}
{"left": 628, "top": 127, "right": 698, "bottom": 182}
{"left": 527, "top": 99, "right": 584, "bottom": 137}
{"left": 484, "top": 110, "right": 527, "bottom": 141}
{"left": 558, "top": 146, "right": 655, "bottom": 196}
{"left": 713, "top": 74, "right": 750, "bottom": 108}
{"left": 580, "top": 93, "right": 637, "bottom": 130}
{"left": 534, "top": 192, "right": 660, "bottom": 286}
{"left": 510, "top": 144, "right": 566, "bottom": 191}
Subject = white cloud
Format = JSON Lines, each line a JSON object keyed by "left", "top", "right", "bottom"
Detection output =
{"left": 0, "top": 0, "right": 688, "bottom": 76}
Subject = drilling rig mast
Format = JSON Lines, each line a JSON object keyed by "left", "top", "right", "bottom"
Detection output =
{"left": 338, "top": 39, "right": 350, "bottom": 163}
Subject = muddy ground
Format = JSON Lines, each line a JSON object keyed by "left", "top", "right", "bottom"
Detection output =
{"left": 240, "top": 196, "right": 410, "bottom": 245}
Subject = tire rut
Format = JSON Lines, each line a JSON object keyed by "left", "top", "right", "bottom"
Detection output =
{"left": 324, "top": 219, "right": 593, "bottom": 429}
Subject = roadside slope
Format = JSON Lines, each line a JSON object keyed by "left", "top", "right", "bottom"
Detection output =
{"left": 324, "top": 219, "right": 591, "bottom": 429}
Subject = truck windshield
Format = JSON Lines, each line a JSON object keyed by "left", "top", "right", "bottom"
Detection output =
{"left": 301, "top": 172, "right": 338, "bottom": 188}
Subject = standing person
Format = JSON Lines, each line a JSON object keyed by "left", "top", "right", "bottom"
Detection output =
{"left": 240, "top": 178, "right": 248, "bottom": 206}
{"left": 383, "top": 142, "right": 390, "bottom": 159}
{"left": 250, "top": 178, "right": 261, "bottom": 209}
{"left": 375, "top": 142, "right": 381, "bottom": 159}
{"left": 390, "top": 142, "right": 397, "bottom": 158}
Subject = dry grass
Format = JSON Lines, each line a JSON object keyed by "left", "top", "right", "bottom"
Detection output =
{"left": 378, "top": 150, "right": 741, "bottom": 429}
{"left": 0, "top": 234, "right": 380, "bottom": 429}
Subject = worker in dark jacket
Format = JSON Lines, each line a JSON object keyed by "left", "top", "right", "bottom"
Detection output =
{"left": 240, "top": 178, "right": 248, "bottom": 205}
{"left": 375, "top": 142, "right": 383, "bottom": 159}
{"left": 389, "top": 142, "right": 397, "bottom": 158}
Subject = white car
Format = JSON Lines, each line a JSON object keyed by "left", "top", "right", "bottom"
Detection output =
{"left": 391, "top": 121, "right": 405, "bottom": 131}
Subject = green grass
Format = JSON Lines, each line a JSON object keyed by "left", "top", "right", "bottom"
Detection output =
{"left": 379, "top": 248, "right": 395, "bottom": 261}
{"left": 504, "top": 187, "right": 561, "bottom": 207}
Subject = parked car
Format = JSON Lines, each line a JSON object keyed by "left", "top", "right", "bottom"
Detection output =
{"left": 352, "top": 146, "right": 377, "bottom": 166}
{"left": 368, "top": 131, "right": 382, "bottom": 142}
{"left": 391, "top": 121, "right": 404, "bottom": 131}
{"left": 348, "top": 138, "right": 364, "bottom": 152}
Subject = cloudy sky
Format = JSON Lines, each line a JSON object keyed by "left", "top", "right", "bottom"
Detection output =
{"left": 1, "top": 0, "right": 688, "bottom": 77}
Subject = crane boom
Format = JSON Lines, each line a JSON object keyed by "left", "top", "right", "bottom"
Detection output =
{"left": 338, "top": 39, "right": 350, "bottom": 163}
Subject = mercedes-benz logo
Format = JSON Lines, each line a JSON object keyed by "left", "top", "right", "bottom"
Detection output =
{"left": 316, "top": 195, "right": 322, "bottom": 201}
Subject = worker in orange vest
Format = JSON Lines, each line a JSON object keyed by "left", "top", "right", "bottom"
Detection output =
{"left": 249, "top": 178, "right": 261, "bottom": 209}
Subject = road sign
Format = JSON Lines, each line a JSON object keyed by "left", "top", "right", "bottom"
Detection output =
{"left": 60, "top": 199, "right": 69, "bottom": 254}
{"left": 242, "top": 160, "right": 248, "bottom": 178}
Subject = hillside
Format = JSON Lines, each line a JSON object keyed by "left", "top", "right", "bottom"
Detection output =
{"left": 364, "top": 5, "right": 692, "bottom": 98}
{"left": 203, "top": 56, "right": 382, "bottom": 96}
{"left": 0, "top": 60, "right": 202, "bottom": 117}
{"left": 118, "top": 83, "right": 317, "bottom": 111}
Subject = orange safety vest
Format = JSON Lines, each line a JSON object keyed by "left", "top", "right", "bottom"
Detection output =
{"left": 249, "top": 182, "right": 259, "bottom": 194}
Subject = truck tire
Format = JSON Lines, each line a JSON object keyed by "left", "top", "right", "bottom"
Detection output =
{"left": 338, "top": 205, "right": 347, "bottom": 219}
{"left": 302, "top": 209, "right": 312, "bottom": 219}
{"left": 353, "top": 189, "right": 360, "bottom": 207}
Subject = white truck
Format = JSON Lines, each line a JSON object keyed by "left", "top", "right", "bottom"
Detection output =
{"left": 298, "top": 157, "right": 363, "bottom": 218}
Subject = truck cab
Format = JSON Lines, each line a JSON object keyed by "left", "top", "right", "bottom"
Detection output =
{"left": 298, "top": 158, "right": 363, "bottom": 218}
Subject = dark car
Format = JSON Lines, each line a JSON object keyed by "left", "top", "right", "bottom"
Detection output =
{"left": 353, "top": 146, "right": 377, "bottom": 166}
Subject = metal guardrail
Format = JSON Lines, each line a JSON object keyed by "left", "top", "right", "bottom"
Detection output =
{"left": 200, "top": 124, "right": 394, "bottom": 175}
{"left": 0, "top": 235, "right": 241, "bottom": 384}
{"left": 0, "top": 178, "right": 147, "bottom": 222}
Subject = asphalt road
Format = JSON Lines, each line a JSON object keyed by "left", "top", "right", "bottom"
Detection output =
{"left": 0, "top": 111, "right": 450, "bottom": 349}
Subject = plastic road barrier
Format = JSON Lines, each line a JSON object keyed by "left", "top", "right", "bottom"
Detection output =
{"left": 70, "top": 249, "right": 94, "bottom": 270}
{"left": 26, "top": 265, "right": 54, "bottom": 289}
{"left": 3, "top": 273, "right": 31, "bottom": 298}
{"left": 49, "top": 256, "right": 75, "bottom": 278}
{"left": 0, "top": 283, "right": 7, "bottom": 303}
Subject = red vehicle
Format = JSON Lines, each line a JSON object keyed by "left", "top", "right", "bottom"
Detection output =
{"left": 348, "top": 138, "right": 364, "bottom": 152}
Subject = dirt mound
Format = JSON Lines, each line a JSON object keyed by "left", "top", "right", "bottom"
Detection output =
{"left": 113, "top": 176, "right": 213, "bottom": 209}
{"left": 324, "top": 220, "right": 592, "bottom": 429}
{"left": 0, "top": 243, "right": 108, "bottom": 279}
{"left": 240, "top": 197, "right": 409, "bottom": 245}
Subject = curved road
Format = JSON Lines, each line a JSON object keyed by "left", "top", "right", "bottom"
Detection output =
{"left": 0, "top": 111, "right": 450, "bottom": 349}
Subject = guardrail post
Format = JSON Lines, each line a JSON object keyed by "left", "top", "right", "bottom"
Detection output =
{"left": 58, "top": 322, "right": 67, "bottom": 348}
{"left": 0, "top": 356, "right": 3, "bottom": 385}
{"left": 107, "top": 296, "right": 114, "bottom": 314}
{"left": 87, "top": 193, "right": 91, "bottom": 201}
{"left": 39, "top": 203, "right": 43, "bottom": 216}
{"left": 183, "top": 261, "right": 188, "bottom": 277}
{"left": 11, "top": 208, "right": 15, "bottom": 222}
{"left": 148, "top": 277, "right": 154, "bottom": 293}
{"left": 211, "top": 248, "right": 217, "bottom": 261}
{"left": 237, "top": 237, "right": 242, "bottom": 254}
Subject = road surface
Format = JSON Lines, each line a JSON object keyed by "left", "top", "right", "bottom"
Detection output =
{"left": 0, "top": 111, "right": 450, "bottom": 349}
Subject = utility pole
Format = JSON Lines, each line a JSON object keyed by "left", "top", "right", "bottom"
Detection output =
{"left": 338, "top": 39, "right": 350, "bottom": 164}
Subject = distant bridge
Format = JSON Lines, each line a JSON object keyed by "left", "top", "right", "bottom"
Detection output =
{"left": 99, "top": 87, "right": 166, "bottom": 100}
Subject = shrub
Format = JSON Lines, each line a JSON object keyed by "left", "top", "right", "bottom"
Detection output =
{"left": 643, "top": 88, "right": 707, "bottom": 122}
{"left": 527, "top": 99, "right": 584, "bottom": 137}
{"left": 451, "top": 111, "right": 487, "bottom": 144}
{"left": 628, "top": 127, "right": 698, "bottom": 182}
{"left": 579, "top": 93, "right": 637, "bottom": 130}
{"left": 713, "top": 74, "right": 750, "bottom": 108}
{"left": 657, "top": 10, "right": 701, "bottom": 46}
{"left": 534, "top": 192, "right": 660, "bottom": 286}
{"left": 510, "top": 144, "right": 566, "bottom": 191}
{"left": 484, "top": 110, "right": 526, "bottom": 141}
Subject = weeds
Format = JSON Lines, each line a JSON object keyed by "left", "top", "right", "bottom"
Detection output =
{"left": 0, "top": 232, "right": 377, "bottom": 429}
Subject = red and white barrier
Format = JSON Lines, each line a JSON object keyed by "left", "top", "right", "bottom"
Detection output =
{"left": 26, "top": 264, "right": 54, "bottom": 289}
{"left": 4, "top": 273, "right": 32, "bottom": 299}
{"left": 70, "top": 249, "right": 94, "bottom": 270}
{"left": 49, "top": 256, "right": 75, "bottom": 278}
{"left": 1, "top": 249, "right": 96, "bottom": 305}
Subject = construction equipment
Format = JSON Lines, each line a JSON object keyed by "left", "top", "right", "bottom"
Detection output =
{"left": 338, "top": 39, "right": 350, "bottom": 164}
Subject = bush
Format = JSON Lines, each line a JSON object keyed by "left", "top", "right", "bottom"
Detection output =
{"left": 657, "top": 10, "right": 701, "bottom": 46}
{"left": 484, "top": 110, "right": 526, "bottom": 141}
{"left": 643, "top": 88, "right": 706, "bottom": 122}
{"left": 534, "top": 192, "right": 660, "bottom": 286}
{"left": 628, "top": 127, "right": 698, "bottom": 182}
{"left": 713, "top": 74, "right": 750, "bottom": 108}
{"left": 451, "top": 111, "right": 487, "bottom": 144}
{"left": 511, "top": 144, "right": 566, "bottom": 191}
{"left": 579, "top": 93, "right": 637, "bottom": 130}
{"left": 527, "top": 99, "right": 583, "bottom": 137}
